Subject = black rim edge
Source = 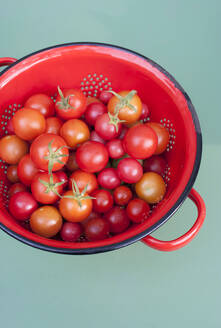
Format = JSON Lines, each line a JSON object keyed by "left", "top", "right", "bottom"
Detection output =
{"left": 0, "top": 42, "right": 202, "bottom": 255}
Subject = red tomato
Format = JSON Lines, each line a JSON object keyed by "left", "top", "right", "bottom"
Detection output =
{"left": 90, "top": 130, "right": 106, "bottom": 144}
{"left": 140, "top": 103, "right": 150, "bottom": 120}
{"left": 0, "top": 135, "right": 28, "bottom": 164}
{"left": 123, "top": 124, "right": 157, "bottom": 159}
{"left": 146, "top": 122, "right": 170, "bottom": 154}
{"left": 86, "top": 97, "right": 101, "bottom": 105}
{"left": 118, "top": 125, "right": 128, "bottom": 140}
{"left": 56, "top": 171, "right": 68, "bottom": 189}
{"left": 85, "top": 217, "right": 110, "bottom": 241}
{"left": 113, "top": 186, "right": 132, "bottom": 206}
{"left": 45, "top": 117, "right": 63, "bottom": 135}
{"left": 97, "top": 168, "right": 121, "bottom": 189}
{"left": 76, "top": 141, "right": 108, "bottom": 173}
{"left": 143, "top": 155, "right": 167, "bottom": 176}
{"left": 117, "top": 158, "right": 143, "bottom": 183}
{"left": 126, "top": 198, "right": 150, "bottom": 223}
{"left": 25, "top": 93, "right": 55, "bottom": 118}
{"left": 66, "top": 152, "right": 78, "bottom": 172}
{"left": 104, "top": 206, "right": 130, "bottom": 234}
{"left": 30, "top": 134, "right": 69, "bottom": 172}
{"left": 7, "top": 118, "right": 14, "bottom": 134}
{"left": 9, "top": 191, "right": 38, "bottom": 221}
{"left": 7, "top": 165, "right": 19, "bottom": 183}
{"left": 55, "top": 87, "right": 87, "bottom": 120}
{"left": 8, "top": 183, "right": 27, "bottom": 198}
{"left": 69, "top": 170, "right": 98, "bottom": 194}
{"left": 60, "top": 119, "right": 90, "bottom": 148}
{"left": 85, "top": 102, "right": 107, "bottom": 126}
{"left": 95, "top": 113, "right": 122, "bottom": 141}
{"left": 91, "top": 189, "right": 113, "bottom": 213}
{"left": 106, "top": 139, "right": 125, "bottom": 159}
{"left": 60, "top": 222, "right": 83, "bottom": 242}
{"left": 17, "top": 154, "right": 39, "bottom": 186}
{"left": 99, "top": 91, "right": 113, "bottom": 104}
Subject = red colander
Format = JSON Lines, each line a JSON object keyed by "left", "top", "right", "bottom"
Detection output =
{"left": 0, "top": 43, "right": 206, "bottom": 254}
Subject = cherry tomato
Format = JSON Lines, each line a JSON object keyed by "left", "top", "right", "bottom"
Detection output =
{"left": 143, "top": 155, "right": 167, "bottom": 176}
{"left": 7, "top": 118, "right": 14, "bottom": 134}
{"left": 55, "top": 87, "right": 87, "bottom": 120}
{"left": 12, "top": 108, "right": 46, "bottom": 141}
{"left": 97, "top": 168, "right": 120, "bottom": 189}
{"left": 7, "top": 165, "right": 19, "bottom": 183}
{"left": 108, "top": 90, "right": 142, "bottom": 124}
{"left": 126, "top": 198, "right": 150, "bottom": 223}
{"left": 60, "top": 119, "right": 90, "bottom": 148}
{"left": 76, "top": 141, "right": 108, "bottom": 173}
{"left": 90, "top": 130, "right": 106, "bottom": 144}
{"left": 117, "top": 158, "right": 143, "bottom": 183}
{"left": 123, "top": 124, "right": 157, "bottom": 159}
{"left": 91, "top": 189, "right": 113, "bottom": 213}
{"left": 66, "top": 152, "right": 78, "bottom": 171}
{"left": 106, "top": 139, "right": 125, "bottom": 159}
{"left": 25, "top": 93, "right": 55, "bottom": 118}
{"left": 69, "top": 170, "right": 98, "bottom": 194}
{"left": 146, "top": 122, "right": 170, "bottom": 154}
{"left": 45, "top": 117, "right": 63, "bottom": 135}
{"left": 30, "top": 206, "right": 62, "bottom": 238}
{"left": 118, "top": 125, "right": 128, "bottom": 140}
{"left": 17, "top": 154, "right": 39, "bottom": 186}
{"left": 104, "top": 206, "right": 130, "bottom": 234}
{"left": 59, "top": 190, "right": 93, "bottom": 222}
{"left": 56, "top": 171, "right": 68, "bottom": 189}
{"left": 81, "top": 211, "right": 99, "bottom": 228}
{"left": 0, "top": 135, "right": 28, "bottom": 164}
{"left": 60, "top": 222, "right": 83, "bottom": 242}
{"left": 99, "top": 91, "right": 113, "bottom": 104}
{"left": 140, "top": 103, "right": 150, "bottom": 120}
{"left": 95, "top": 113, "right": 122, "bottom": 141}
{"left": 135, "top": 172, "right": 166, "bottom": 204}
{"left": 9, "top": 191, "right": 38, "bottom": 221}
{"left": 30, "top": 134, "right": 69, "bottom": 172}
{"left": 113, "top": 186, "right": 132, "bottom": 206}
{"left": 85, "top": 102, "right": 107, "bottom": 126}
{"left": 8, "top": 183, "right": 27, "bottom": 198}
{"left": 85, "top": 217, "right": 110, "bottom": 241}
{"left": 86, "top": 97, "right": 101, "bottom": 105}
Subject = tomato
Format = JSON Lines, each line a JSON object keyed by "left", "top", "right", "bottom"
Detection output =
{"left": 117, "top": 158, "right": 143, "bottom": 183}
{"left": 113, "top": 186, "right": 132, "bottom": 206}
{"left": 97, "top": 168, "right": 120, "bottom": 189}
{"left": 31, "top": 172, "right": 64, "bottom": 204}
{"left": 76, "top": 141, "right": 108, "bottom": 173}
{"left": 135, "top": 172, "right": 166, "bottom": 204}
{"left": 59, "top": 190, "right": 93, "bottom": 222}
{"left": 17, "top": 154, "right": 39, "bottom": 186}
{"left": 85, "top": 217, "right": 110, "bottom": 241}
{"left": 143, "top": 155, "right": 167, "bottom": 176}
{"left": 7, "top": 118, "right": 14, "bottom": 135}
{"left": 81, "top": 211, "right": 99, "bottom": 228}
{"left": 0, "top": 135, "right": 28, "bottom": 164}
{"left": 55, "top": 87, "right": 87, "bottom": 120}
{"left": 107, "top": 90, "right": 142, "bottom": 124}
{"left": 118, "top": 125, "right": 128, "bottom": 140}
{"left": 69, "top": 170, "right": 98, "bottom": 194}
{"left": 60, "top": 222, "right": 83, "bottom": 242}
{"left": 146, "top": 122, "right": 170, "bottom": 154}
{"left": 60, "top": 119, "right": 90, "bottom": 148}
{"left": 95, "top": 113, "right": 122, "bottom": 140}
{"left": 45, "top": 117, "right": 63, "bottom": 135}
{"left": 85, "top": 102, "right": 107, "bottom": 126}
{"left": 86, "top": 97, "right": 101, "bottom": 105}
{"left": 106, "top": 139, "right": 125, "bottom": 159}
{"left": 30, "top": 206, "right": 62, "bottom": 238}
{"left": 66, "top": 152, "right": 78, "bottom": 171}
{"left": 91, "top": 189, "right": 113, "bottom": 213}
{"left": 25, "top": 93, "right": 55, "bottom": 118}
{"left": 56, "top": 171, "right": 68, "bottom": 189}
{"left": 104, "top": 206, "right": 130, "bottom": 234}
{"left": 30, "top": 134, "right": 69, "bottom": 172}
{"left": 99, "top": 91, "right": 113, "bottom": 104}
{"left": 9, "top": 191, "right": 38, "bottom": 221}
{"left": 8, "top": 183, "right": 27, "bottom": 198}
{"left": 140, "top": 103, "right": 150, "bottom": 120}
{"left": 7, "top": 165, "right": 19, "bottom": 183}
{"left": 90, "top": 130, "right": 106, "bottom": 144}
{"left": 12, "top": 108, "right": 46, "bottom": 141}
{"left": 126, "top": 198, "right": 150, "bottom": 223}
{"left": 123, "top": 124, "right": 157, "bottom": 159}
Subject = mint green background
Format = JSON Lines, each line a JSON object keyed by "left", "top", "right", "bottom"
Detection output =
{"left": 0, "top": 1, "right": 220, "bottom": 327}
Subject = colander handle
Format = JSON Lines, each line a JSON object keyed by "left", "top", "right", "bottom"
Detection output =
{"left": 0, "top": 57, "right": 17, "bottom": 67}
{"left": 142, "top": 188, "right": 206, "bottom": 251}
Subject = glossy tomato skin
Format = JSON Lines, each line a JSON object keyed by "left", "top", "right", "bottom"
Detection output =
{"left": 25, "top": 93, "right": 55, "bottom": 118}
{"left": 85, "top": 102, "right": 107, "bottom": 126}
{"left": 12, "top": 108, "right": 46, "bottom": 141}
{"left": 66, "top": 152, "right": 78, "bottom": 172}
{"left": 45, "top": 117, "right": 63, "bottom": 135}
{"left": 0, "top": 135, "right": 28, "bottom": 164}
{"left": 99, "top": 91, "right": 112, "bottom": 104}
{"left": 117, "top": 158, "right": 143, "bottom": 184}
{"left": 60, "top": 119, "right": 90, "bottom": 148}
{"left": 76, "top": 141, "right": 109, "bottom": 173}
{"left": 106, "top": 139, "right": 125, "bottom": 159}
{"left": 113, "top": 186, "right": 132, "bottom": 206}
{"left": 95, "top": 113, "right": 122, "bottom": 141}
{"left": 56, "top": 171, "right": 68, "bottom": 189}
{"left": 92, "top": 189, "right": 113, "bottom": 213}
{"left": 7, "top": 119, "right": 14, "bottom": 134}
{"left": 17, "top": 154, "right": 39, "bottom": 186}
{"left": 69, "top": 170, "right": 98, "bottom": 194}
{"left": 146, "top": 122, "right": 170, "bottom": 154}
{"left": 30, "top": 133, "right": 69, "bottom": 171}
{"left": 9, "top": 191, "right": 38, "bottom": 221}
{"left": 126, "top": 198, "right": 150, "bottom": 223}
{"left": 30, "top": 206, "right": 62, "bottom": 238}
{"left": 140, "top": 103, "right": 150, "bottom": 120}
{"left": 123, "top": 124, "right": 157, "bottom": 159}
{"left": 135, "top": 172, "right": 166, "bottom": 204}
{"left": 7, "top": 165, "right": 19, "bottom": 183}
{"left": 8, "top": 183, "right": 27, "bottom": 198}
{"left": 97, "top": 168, "right": 121, "bottom": 189}
{"left": 60, "top": 222, "right": 83, "bottom": 242}
{"left": 90, "top": 130, "right": 106, "bottom": 144}
{"left": 143, "top": 155, "right": 167, "bottom": 176}
{"left": 55, "top": 89, "right": 87, "bottom": 120}
{"left": 85, "top": 217, "right": 110, "bottom": 241}
{"left": 104, "top": 206, "right": 130, "bottom": 234}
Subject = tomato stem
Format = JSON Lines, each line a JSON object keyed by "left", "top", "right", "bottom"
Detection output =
{"left": 56, "top": 86, "right": 75, "bottom": 111}
{"left": 63, "top": 178, "right": 95, "bottom": 207}
{"left": 39, "top": 174, "right": 65, "bottom": 198}
{"left": 108, "top": 90, "right": 137, "bottom": 113}
{"left": 44, "top": 139, "right": 69, "bottom": 174}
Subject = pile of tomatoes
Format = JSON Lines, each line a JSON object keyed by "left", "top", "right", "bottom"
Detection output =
{"left": 0, "top": 86, "right": 169, "bottom": 242}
